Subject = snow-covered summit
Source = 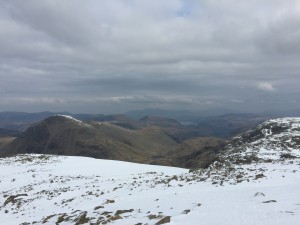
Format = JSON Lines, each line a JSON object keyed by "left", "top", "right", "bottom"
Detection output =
{"left": 190, "top": 117, "right": 300, "bottom": 186}
{"left": 220, "top": 117, "right": 300, "bottom": 163}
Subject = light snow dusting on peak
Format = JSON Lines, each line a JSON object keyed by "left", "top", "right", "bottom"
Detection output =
{"left": 57, "top": 114, "right": 88, "bottom": 126}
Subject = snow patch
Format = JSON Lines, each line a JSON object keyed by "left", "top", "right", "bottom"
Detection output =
{"left": 56, "top": 114, "right": 89, "bottom": 126}
{"left": 0, "top": 154, "right": 300, "bottom": 225}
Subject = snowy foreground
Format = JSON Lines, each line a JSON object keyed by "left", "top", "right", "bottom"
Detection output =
{"left": 0, "top": 154, "right": 300, "bottom": 225}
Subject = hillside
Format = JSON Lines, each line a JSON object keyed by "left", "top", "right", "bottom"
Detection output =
{"left": 151, "top": 137, "right": 226, "bottom": 168}
{"left": 0, "top": 137, "right": 15, "bottom": 150}
{"left": 170, "top": 137, "right": 226, "bottom": 168}
{"left": 0, "top": 115, "right": 178, "bottom": 164}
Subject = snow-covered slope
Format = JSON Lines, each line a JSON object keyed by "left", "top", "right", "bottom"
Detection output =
{"left": 0, "top": 118, "right": 300, "bottom": 225}
{"left": 221, "top": 117, "right": 300, "bottom": 163}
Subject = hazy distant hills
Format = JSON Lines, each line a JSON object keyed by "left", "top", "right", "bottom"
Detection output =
{"left": 193, "top": 113, "right": 273, "bottom": 137}
{"left": 0, "top": 128, "right": 20, "bottom": 137}
{"left": 0, "top": 110, "right": 274, "bottom": 139}
{"left": 126, "top": 108, "right": 300, "bottom": 121}
{"left": 126, "top": 108, "right": 200, "bottom": 122}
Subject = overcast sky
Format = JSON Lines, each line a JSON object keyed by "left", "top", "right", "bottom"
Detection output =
{"left": 0, "top": 0, "right": 299, "bottom": 114}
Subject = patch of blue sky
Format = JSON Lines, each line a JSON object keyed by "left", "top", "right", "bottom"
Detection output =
{"left": 175, "top": 0, "right": 197, "bottom": 18}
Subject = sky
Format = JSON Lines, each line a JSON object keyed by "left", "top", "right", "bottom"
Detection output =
{"left": 0, "top": 0, "right": 299, "bottom": 114}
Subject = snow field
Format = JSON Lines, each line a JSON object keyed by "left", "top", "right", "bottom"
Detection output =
{"left": 0, "top": 154, "right": 299, "bottom": 225}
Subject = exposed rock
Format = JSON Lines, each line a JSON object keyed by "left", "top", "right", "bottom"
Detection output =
{"left": 255, "top": 174, "right": 265, "bottom": 179}
{"left": 262, "top": 200, "right": 277, "bottom": 203}
{"left": 155, "top": 216, "right": 171, "bottom": 225}
{"left": 104, "top": 199, "right": 115, "bottom": 204}
{"left": 148, "top": 214, "right": 159, "bottom": 220}
{"left": 182, "top": 209, "right": 191, "bottom": 214}
{"left": 94, "top": 206, "right": 104, "bottom": 210}
{"left": 56, "top": 214, "right": 67, "bottom": 224}
{"left": 115, "top": 209, "right": 134, "bottom": 215}
{"left": 254, "top": 192, "right": 265, "bottom": 197}
{"left": 110, "top": 215, "right": 123, "bottom": 221}
{"left": 3, "top": 194, "right": 28, "bottom": 206}
{"left": 74, "top": 211, "right": 89, "bottom": 225}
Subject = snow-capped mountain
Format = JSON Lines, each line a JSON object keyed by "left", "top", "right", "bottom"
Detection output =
{"left": 221, "top": 117, "right": 300, "bottom": 163}
{"left": 0, "top": 118, "right": 300, "bottom": 225}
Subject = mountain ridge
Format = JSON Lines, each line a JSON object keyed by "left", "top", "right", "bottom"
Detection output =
{"left": 0, "top": 115, "right": 179, "bottom": 164}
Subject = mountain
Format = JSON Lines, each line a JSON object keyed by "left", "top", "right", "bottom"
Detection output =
{"left": 1, "top": 120, "right": 299, "bottom": 225}
{"left": 190, "top": 117, "right": 300, "bottom": 186}
{"left": 0, "top": 115, "right": 179, "bottom": 164}
{"left": 0, "top": 115, "right": 229, "bottom": 168}
{"left": 217, "top": 117, "right": 300, "bottom": 164}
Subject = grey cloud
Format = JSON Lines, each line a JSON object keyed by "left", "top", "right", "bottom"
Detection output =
{"left": 0, "top": 0, "right": 299, "bottom": 113}
{"left": 255, "top": 11, "right": 300, "bottom": 56}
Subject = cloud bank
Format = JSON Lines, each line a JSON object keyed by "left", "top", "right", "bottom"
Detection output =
{"left": 0, "top": 0, "right": 299, "bottom": 113}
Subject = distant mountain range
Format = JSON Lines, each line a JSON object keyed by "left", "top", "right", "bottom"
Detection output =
{"left": 0, "top": 110, "right": 275, "bottom": 139}
{"left": 0, "top": 128, "right": 20, "bottom": 137}
{"left": 126, "top": 107, "right": 300, "bottom": 121}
